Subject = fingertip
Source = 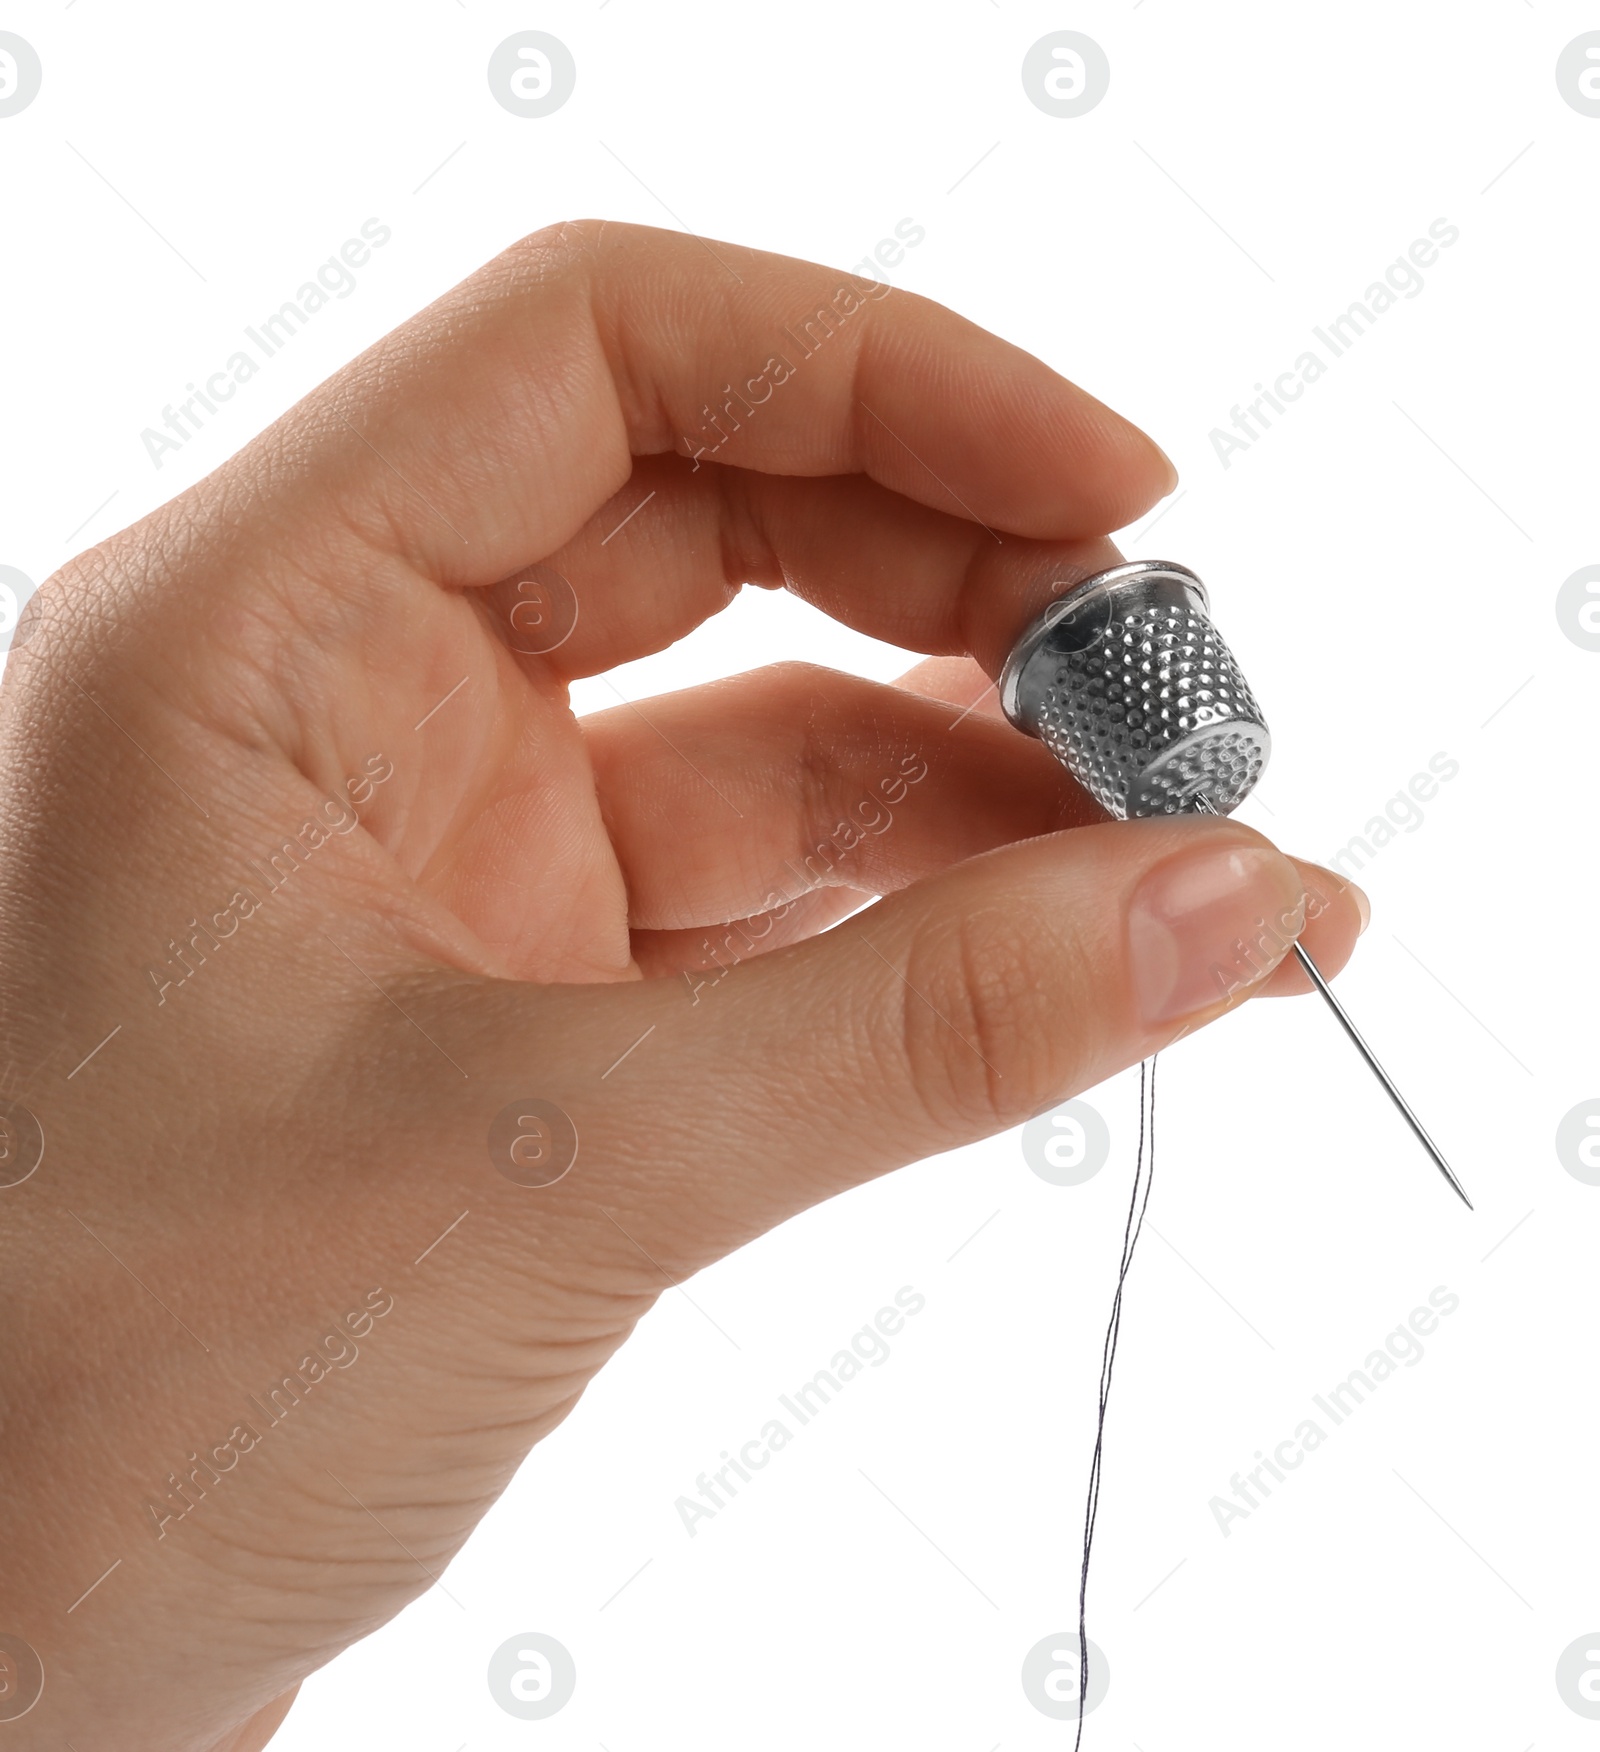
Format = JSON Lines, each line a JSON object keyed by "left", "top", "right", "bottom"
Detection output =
{"left": 1098, "top": 395, "right": 1176, "bottom": 501}
{"left": 1350, "top": 878, "right": 1371, "bottom": 934}
{"left": 924, "top": 331, "right": 1178, "bottom": 541}
{"left": 1259, "top": 856, "right": 1367, "bottom": 996}
{"left": 1057, "top": 393, "right": 1180, "bottom": 536}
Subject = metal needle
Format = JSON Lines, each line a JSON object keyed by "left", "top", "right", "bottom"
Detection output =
{"left": 1195, "top": 793, "right": 1471, "bottom": 1208}
{"left": 1287, "top": 938, "right": 1472, "bottom": 1209}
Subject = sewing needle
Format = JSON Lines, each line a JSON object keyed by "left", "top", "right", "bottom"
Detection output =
{"left": 1195, "top": 793, "right": 1472, "bottom": 1208}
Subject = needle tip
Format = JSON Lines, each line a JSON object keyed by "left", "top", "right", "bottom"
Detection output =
{"left": 1442, "top": 1170, "right": 1473, "bottom": 1210}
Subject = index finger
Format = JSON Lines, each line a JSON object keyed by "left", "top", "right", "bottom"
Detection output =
{"left": 253, "top": 219, "right": 1175, "bottom": 588}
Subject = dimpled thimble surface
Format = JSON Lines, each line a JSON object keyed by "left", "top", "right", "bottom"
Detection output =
{"left": 999, "top": 560, "right": 1270, "bottom": 819}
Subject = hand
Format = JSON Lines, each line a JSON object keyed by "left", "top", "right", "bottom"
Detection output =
{"left": 0, "top": 220, "right": 1362, "bottom": 1749}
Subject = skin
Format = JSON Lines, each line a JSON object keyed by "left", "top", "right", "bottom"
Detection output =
{"left": 0, "top": 221, "right": 1364, "bottom": 1748}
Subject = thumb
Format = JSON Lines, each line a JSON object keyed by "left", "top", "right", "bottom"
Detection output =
{"left": 447, "top": 817, "right": 1348, "bottom": 1268}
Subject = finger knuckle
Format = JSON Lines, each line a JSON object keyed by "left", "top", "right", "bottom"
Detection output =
{"left": 715, "top": 660, "right": 844, "bottom": 715}
{"left": 501, "top": 217, "right": 606, "bottom": 285}
{"left": 764, "top": 659, "right": 845, "bottom": 694}
{"left": 897, "top": 903, "right": 1086, "bottom": 1137}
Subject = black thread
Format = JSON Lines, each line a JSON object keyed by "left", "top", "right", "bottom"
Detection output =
{"left": 1074, "top": 1054, "right": 1158, "bottom": 1748}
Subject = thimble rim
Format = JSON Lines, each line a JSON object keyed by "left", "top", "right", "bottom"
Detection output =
{"left": 998, "top": 559, "right": 1210, "bottom": 733}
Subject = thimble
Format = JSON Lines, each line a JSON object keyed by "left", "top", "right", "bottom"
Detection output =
{"left": 999, "top": 560, "right": 1270, "bottom": 819}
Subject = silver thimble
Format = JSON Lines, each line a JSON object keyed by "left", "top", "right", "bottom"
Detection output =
{"left": 999, "top": 560, "right": 1270, "bottom": 819}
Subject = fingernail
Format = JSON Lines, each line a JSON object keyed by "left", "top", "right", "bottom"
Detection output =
{"left": 1349, "top": 880, "right": 1371, "bottom": 935}
{"left": 1128, "top": 841, "right": 1306, "bottom": 1026}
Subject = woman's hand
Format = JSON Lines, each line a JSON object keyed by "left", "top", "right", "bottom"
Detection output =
{"left": 0, "top": 220, "right": 1362, "bottom": 1749}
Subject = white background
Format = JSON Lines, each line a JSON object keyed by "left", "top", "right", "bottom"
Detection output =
{"left": 2, "top": 2, "right": 1597, "bottom": 1747}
